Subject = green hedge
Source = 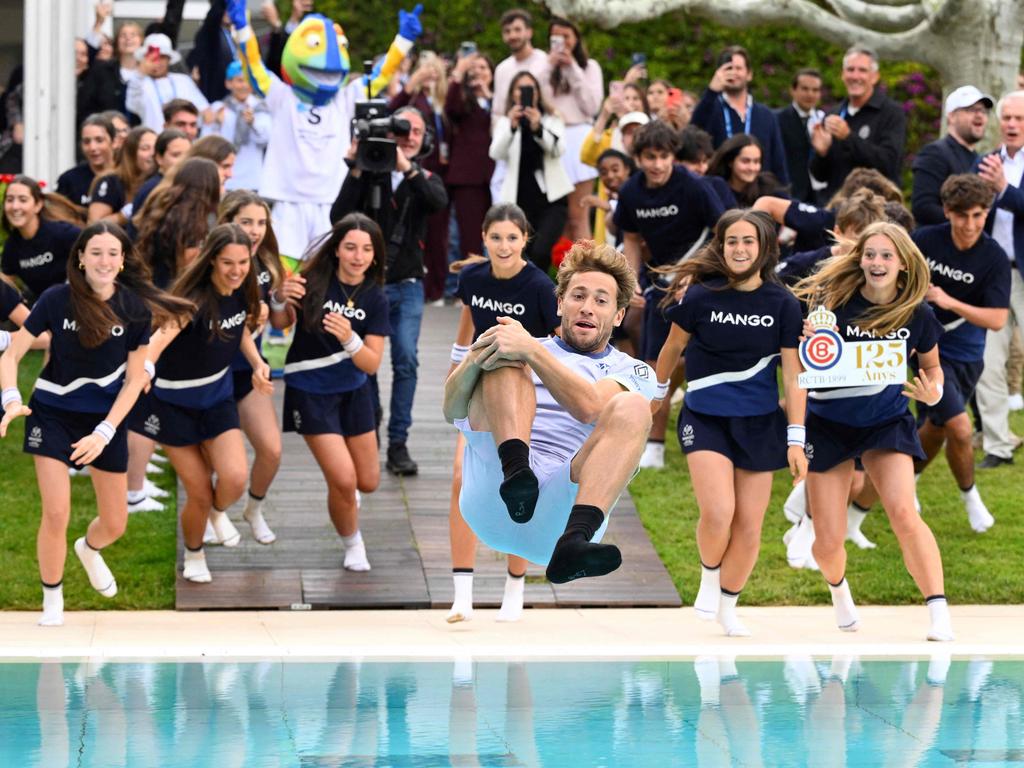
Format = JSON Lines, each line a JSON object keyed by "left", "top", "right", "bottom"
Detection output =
{"left": 309, "top": 0, "right": 942, "bottom": 189}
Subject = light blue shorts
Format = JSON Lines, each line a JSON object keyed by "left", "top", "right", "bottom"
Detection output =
{"left": 455, "top": 418, "right": 609, "bottom": 565}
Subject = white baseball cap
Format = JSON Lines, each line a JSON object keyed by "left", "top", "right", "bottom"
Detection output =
{"left": 135, "top": 33, "right": 182, "bottom": 65}
{"left": 944, "top": 85, "right": 994, "bottom": 115}
{"left": 619, "top": 111, "right": 650, "bottom": 129}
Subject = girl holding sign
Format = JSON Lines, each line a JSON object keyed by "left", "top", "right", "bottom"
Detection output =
{"left": 654, "top": 209, "right": 807, "bottom": 637}
{"left": 793, "top": 221, "right": 953, "bottom": 641}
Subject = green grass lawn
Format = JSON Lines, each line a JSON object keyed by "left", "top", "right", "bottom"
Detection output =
{"left": 631, "top": 402, "right": 1024, "bottom": 606}
{"left": 0, "top": 351, "right": 178, "bottom": 610}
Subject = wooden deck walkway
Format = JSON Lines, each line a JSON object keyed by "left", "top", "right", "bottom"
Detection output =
{"left": 176, "top": 304, "right": 682, "bottom": 610}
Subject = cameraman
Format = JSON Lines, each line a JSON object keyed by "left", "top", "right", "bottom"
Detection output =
{"left": 331, "top": 106, "right": 448, "bottom": 476}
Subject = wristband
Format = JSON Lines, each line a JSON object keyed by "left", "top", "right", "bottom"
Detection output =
{"left": 653, "top": 380, "right": 669, "bottom": 401}
{"left": 144, "top": 360, "right": 156, "bottom": 380}
{"left": 787, "top": 424, "right": 806, "bottom": 447}
{"left": 450, "top": 343, "right": 470, "bottom": 364}
{"left": 269, "top": 290, "right": 288, "bottom": 312}
{"left": 0, "top": 329, "right": 10, "bottom": 352}
{"left": 2, "top": 387, "right": 21, "bottom": 409}
{"left": 92, "top": 420, "right": 116, "bottom": 445}
{"left": 925, "top": 383, "right": 943, "bottom": 407}
{"left": 342, "top": 332, "right": 364, "bottom": 356}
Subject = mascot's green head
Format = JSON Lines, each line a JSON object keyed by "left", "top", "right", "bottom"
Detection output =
{"left": 281, "top": 14, "right": 350, "bottom": 106}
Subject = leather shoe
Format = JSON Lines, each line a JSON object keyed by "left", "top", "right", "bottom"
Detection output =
{"left": 977, "top": 453, "right": 1013, "bottom": 469}
{"left": 386, "top": 443, "right": 419, "bottom": 476}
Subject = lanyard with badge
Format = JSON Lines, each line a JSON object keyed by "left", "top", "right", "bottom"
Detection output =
{"left": 721, "top": 94, "right": 752, "bottom": 138}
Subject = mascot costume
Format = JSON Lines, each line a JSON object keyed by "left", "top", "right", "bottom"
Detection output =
{"left": 227, "top": 0, "right": 423, "bottom": 269}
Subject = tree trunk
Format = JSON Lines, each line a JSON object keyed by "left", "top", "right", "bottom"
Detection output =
{"left": 545, "top": 0, "right": 1024, "bottom": 147}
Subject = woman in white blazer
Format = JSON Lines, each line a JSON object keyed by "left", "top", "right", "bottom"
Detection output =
{"left": 489, "top": 72, "right": 573, "bottom": 272}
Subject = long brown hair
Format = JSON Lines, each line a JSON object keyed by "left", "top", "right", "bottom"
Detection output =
{"left": 218, "top": 190, "right": 283, "bottom": 292}
{"left": 792, "top": 221, "right": 930, "bottom": 338}
{"left": 548, "top": 17, "right": 588, "bottom": 95}
{"left": 134, "top": 157, "right": 221, "bottom": 282}
{"left": 707, "top": 134, "right": 783, "bottom": 207}
{"left": 66, "top": 221, "right": 195, "bottom": 348}
{"left": 89, "top": 126, "right": 156, "bottom": 202}
{"left": 656, "top": 209, "right": 780, "bottom": 308}
{"left": 1, "top": 175, "right": 84, "bottom": 233}
{"left": 300, "top": 214, "right": 386, "bottom": 333}
{"left": 188, "top": 134, "right": 235, "bottom": 165}
{"left": 506, "top": 71, "right": 554, "bottom": 116}
{"left": 171, "top": 223, "right": 261, "bottom": 340}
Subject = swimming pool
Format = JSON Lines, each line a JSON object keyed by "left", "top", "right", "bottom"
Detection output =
{"left": 2, "top": 658, "right": 1021, "bottom": 767}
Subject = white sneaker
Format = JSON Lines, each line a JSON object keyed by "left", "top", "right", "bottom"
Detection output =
{"left": 183, "top": 549, "right": 212, "bottom": 583}
{"left": 783, "top": 480, "right": 807, "bottom": 523}
{"left": 128, "top": 495, "right": 164, "bottom": 514}
{"left": 74, "top": 537, "right": 117, "bottom": 597}
{"left": 786, "top": 515, "right": 816, "bottom": 569}
{"left": 208, "top": 509, "right": 241, "bottom": 547}
{"left": 1009, "top": 393, "right": 1024, "bottom": 411}
{"left": 638, "top": 441, "right": 665, "bottom": 469}
{"left": 143, "top": 479, "right": 170, "bottom": 499}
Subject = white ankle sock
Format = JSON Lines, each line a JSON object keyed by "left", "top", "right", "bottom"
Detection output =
{"left": 343, "top": 530, "right": 370, "bottom": 572}
{"left": 446, "top": 572, "right": 474, "bottom": 623}
{"left": 496, "top": 572, "right": 525, "bottom": 622}
{"left": 828, "top": 578, "right": 860, "bottom": 632}
{"left": 182, "top": 548, "right": 212, "bottom": 583}
{"left": 845, "top": 503, "right": 876, "bottom": 549}
{"left": 828, "top": 656, "right": 853, "bottom": 684}
{"left": 926, "top": 596, "right": 954, "bottom": 642}
{"left": 717, "top": 590, "right": 750, "bottom": 637}
{"left": 209, "top": 508, "right": 241, "bottom": 547}
{"left": 74, "top": 537, "right": 117, "bottom": 597}
{"left": 243, "top": 495, "right": 276, "bottom": 544}
{"left": 783, "top": 479, "right": 807, "bottom": 523}
{"left": 127, "top": 488, "right": 146, "bottom": 504}
{"left": 694, "top": 563, "right": 720, "bottom": 620}
{"left": 39, "top": 583, "right": 64, "bottom": 626}
{"left": 961, "top": 485, "right": 994, "bottom": 533}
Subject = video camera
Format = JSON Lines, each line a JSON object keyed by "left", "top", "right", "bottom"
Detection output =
{"left": 351, "top": 100, "right": 412, "bottom": 174}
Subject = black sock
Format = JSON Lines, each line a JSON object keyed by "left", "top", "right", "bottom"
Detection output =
{"left": 497, "top": 439, "right": 530, "bottom": 479}
{"left": 498, "top": 439, "right": 538, "bottom": 523}
{"left": 545, "top": 505, "right": 622, "bottom": 584}
{"left": 453, "top": 567, "right": 473, "bottom": 574}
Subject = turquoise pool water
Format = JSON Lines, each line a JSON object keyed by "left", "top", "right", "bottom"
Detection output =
{"left": 2, "top": 658, "right": 1021, "bottom": 767}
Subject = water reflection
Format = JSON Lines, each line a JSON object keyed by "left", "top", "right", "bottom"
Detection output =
{"left": 2, "top": 657, "right": 1021, "bottom": 767}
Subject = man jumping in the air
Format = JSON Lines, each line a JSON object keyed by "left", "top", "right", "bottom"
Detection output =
{"left": 443, "top": 241, "right": 658, "bottom": 583}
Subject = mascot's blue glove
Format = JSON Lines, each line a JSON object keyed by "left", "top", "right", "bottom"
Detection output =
{"left": 226, "top": 0, "right": 249, "bottom": 31}
{"left": 398, "top": 4, "right": 424, "bottom": 41}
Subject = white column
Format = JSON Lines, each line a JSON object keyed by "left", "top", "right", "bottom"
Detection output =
{"left": 23, "top": 0, "right": 77, "bottom": 186}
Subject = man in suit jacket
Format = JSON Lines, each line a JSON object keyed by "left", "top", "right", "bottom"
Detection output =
{"left": 911, "top": 85, "right": 993, "bottom": 226}
{"left": 776, "top": 68, "right": 823, "bottom": 203}
{"left": 691, "top": 45, "right": 789, "bottom": 185}
{"left": 974, "top": 90, "right": 1024, "bottom": 468}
